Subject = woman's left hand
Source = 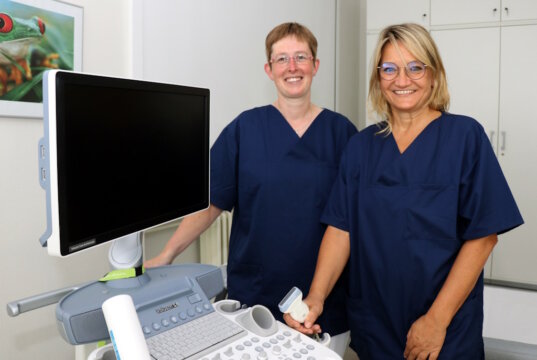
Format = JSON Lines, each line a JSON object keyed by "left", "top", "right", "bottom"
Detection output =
{"left": 403, "top": 314, "right": 446, "bottom": 360}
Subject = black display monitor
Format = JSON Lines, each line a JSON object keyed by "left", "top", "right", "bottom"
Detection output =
{"left": 39, "top": 70, "right": 210, "bottom": 258}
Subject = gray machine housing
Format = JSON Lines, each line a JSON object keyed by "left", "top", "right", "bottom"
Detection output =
{"left": 56, "top": 263, "right": 224, "bottom": 345}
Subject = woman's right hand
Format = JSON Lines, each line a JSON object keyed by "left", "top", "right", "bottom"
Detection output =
{"left": 144, "top": 250, "right": 174, "bottom": 268}
{"left": 144, "top": 205, "right": 223, "bottom": 269}
{"left": 283, "top": 295, "right": 324, "bottom": 335}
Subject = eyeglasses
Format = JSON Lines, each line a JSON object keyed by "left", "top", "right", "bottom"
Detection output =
{"left": 270, "top": 53, "right": 314, "bottom": 66}
{"left": 377, "top": 61, "right": 427, "bottom": 80}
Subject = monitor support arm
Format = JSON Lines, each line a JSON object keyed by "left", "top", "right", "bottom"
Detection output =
{"left": 108, "top": 232, "right": 143, "bottom": 270}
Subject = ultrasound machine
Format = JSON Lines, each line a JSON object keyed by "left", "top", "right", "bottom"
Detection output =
{"left": 7, "top": 71, "right": 341, "bottom": 360}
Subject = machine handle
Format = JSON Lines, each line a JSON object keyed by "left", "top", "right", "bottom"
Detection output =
{"left": 6, "top": 282, "right": 89, "bottom": 317}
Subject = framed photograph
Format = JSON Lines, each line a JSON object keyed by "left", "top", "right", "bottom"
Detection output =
{"left": 0, "top": 0, "right": 83, "bottom": 118}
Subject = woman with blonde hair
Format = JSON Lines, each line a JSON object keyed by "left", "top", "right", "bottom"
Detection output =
{"left": 285, "top": 23, "right": 522, "bottom": 359}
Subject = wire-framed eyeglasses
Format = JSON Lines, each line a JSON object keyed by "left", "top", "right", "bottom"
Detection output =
{"left": 270, "top": 53, "right": 314, "bottom": 66}
{"left": 378, "top": 61, "right": 428, "bottom": 80}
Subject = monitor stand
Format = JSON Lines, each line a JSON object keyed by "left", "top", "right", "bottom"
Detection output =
{"left": 108, "top": 232, "right": 143, "bottom": 270}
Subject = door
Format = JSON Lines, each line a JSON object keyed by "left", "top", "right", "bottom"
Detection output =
{"left": 501, "top": 0, "right": 537, "bottom": 22}
{"left": 432, "top": 27, "right": 500, "bottom": 278}
{"left": 492, "top": 24, "right": 537, "bottom": 285}
{"left": 430, "top": 0, "right": 501, "bottom": 25}
{"left": 432, "top": 27, "right": 500, "bottom": 148}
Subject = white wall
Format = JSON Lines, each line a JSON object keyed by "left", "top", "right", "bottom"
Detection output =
{"left": 135, "top": 0, "right": 362, "bottom": 261}
{"left": 0, "top": 1, "right": 132, "bottom": 359}
{"left": 134, "top": 0, "right": 340, "bottom": 146}
{"left": 484, "top": 286, "right": 537, "bottom": 344}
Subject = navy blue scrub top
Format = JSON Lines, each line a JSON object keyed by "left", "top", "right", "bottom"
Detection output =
{"left": 322, "top": 113, "right": 523, "bottom": 359}
{"left": 210, "top": 105, "right": 357, "bottom": 335}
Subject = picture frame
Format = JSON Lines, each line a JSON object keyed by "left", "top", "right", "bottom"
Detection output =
{"left": 0, "top": 0, "right": 83, "bottom": 118}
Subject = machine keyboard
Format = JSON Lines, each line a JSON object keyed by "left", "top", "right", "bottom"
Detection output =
{"left": 147, "top": 311, "right": 247, "bottom": 360}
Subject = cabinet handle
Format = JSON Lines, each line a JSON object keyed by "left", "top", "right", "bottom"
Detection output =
{"left": 422, "top": 13, "right": 427, "bottom": 18}
{"left": 493, "top": 8, "right": 497, "bottom": 13}
{"left": 489, "top": 130, "right": 496, "bottom": 150}
{"left": 504, "top": 7, "right": 509, "bottom": 15}
{"left": 500, "top": 131, "right": 506, "bottom": 151}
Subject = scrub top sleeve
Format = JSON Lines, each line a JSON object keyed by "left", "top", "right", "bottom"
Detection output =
{"left": 458, "top": 128, "right": 523, "bottom": 240}
{"left": 345, "top": 119, "right": 359, "bottom": 138}
{"left": 321, "top": 147, "right": 353, "bottom": 232}
{"left": 210, "top": 122, "right": 239, "bottom": 212}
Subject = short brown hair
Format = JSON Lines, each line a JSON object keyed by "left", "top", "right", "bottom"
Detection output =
{"left": 265, "top": 22, "right": 318, "bottom": 64}
{"left": 368, "top": 23, "right": 450, "bottom": 130}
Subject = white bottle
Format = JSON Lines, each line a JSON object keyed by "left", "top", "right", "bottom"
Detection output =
{"left": 102, "top": 294, "right": 151, "bottom": 360}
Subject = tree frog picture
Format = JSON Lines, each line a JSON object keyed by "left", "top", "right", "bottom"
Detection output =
{"left": 0, "top": 13, "right": 49, "bottom": 94}
{"left": 0, "top": 1, "right": 76, "bottom": 104}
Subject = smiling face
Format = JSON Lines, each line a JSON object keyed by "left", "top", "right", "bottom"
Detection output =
{"left": 264, "top": 35, "right": 319, "bottom": 101}
{"left": 379, "top": 41, "right": 434, "bottom": 117}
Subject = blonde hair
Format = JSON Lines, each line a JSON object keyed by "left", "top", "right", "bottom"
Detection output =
{"left": 368, "top": 23, "right": 450, "bottom": 133}
{"left": 265, "top": 22, "right": 318, "bottom": 65}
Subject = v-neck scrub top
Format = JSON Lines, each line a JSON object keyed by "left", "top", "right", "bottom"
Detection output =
{"left": 210, "top": 105, "right": 357, "bottom": 335}
{"left": 322, "top": 112, "right": 523, "bottom": 359}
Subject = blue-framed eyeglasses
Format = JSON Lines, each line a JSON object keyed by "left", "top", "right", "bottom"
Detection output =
{"left": 270, "top": 53, "right": 314, "bottom": 66}
{"left": 378, "top": 61, "right": 427, "bottom": 80}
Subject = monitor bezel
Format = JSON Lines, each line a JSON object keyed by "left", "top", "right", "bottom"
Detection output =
{"left": 41, "top": 70, "right": 210, "bottom": 257}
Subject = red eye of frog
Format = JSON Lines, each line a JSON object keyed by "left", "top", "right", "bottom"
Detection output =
{"left": 0, "top": 13, "right": 14, "bottom": 33}
{"left": 37, "top": 17, "right": 45, "bottom": 35}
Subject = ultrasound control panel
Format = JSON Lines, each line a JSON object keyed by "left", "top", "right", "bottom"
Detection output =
{"left": 57, "top": 263, "right": 341, "bottom": 360}
{"left": 56, "top": 264, "right": 224, "bottom": 345}
{"left": 89, "top": 299, "right": 342, "bottom": 360}
{"left": 204, "top": 300, "right": 342, "bottom": 360}
{"left": 142, "top": 299, "right": 341, "bottom": 360}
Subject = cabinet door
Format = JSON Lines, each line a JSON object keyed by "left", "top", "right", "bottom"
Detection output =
{"left": 367, "top": 0, "right": 429, "bottom": 31}
{"left": 432, "top": 27, "right": 500, "bottom": 279}
{"left": 431, "top": 0, "right": 501, "bottom": 25}
{"left": 364, "top": 33, "right": 383, "bottom": 126}
{"left": 492, "top": 25, "right": 537, "bottom": 285}
{"left": 501, "top": 0, "right": 537, "bottom": 22}
{"left": 432, "top": 28, "right": 500, "bottom": 143}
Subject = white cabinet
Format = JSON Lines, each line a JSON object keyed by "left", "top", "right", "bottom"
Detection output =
{"left": 492, "top": 25, "right": 537, "bottom": 285}
{"left": 502, "top": 0, "right": 537, "bottom": 22}
{"left": 367, "top": 0, "right": 429, "bottom": 31}
{"left": 431, "top": 0, "right": 501, "bottom": 25}
{"left": 431, "top": 0, "right": 537, "bottom": 25}
{"left": 433, "top": 25, "right": 537, "bottom": 286}
{"left": 435, "top": 23, "right": 537, "bottom": 286}
{"left": 432, "top": 27, "right": 500, "bottom": 142}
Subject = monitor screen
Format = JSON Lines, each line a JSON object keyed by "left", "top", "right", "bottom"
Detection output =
{"left": 40, "top": 71, "right": 210, "bottom": 257}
